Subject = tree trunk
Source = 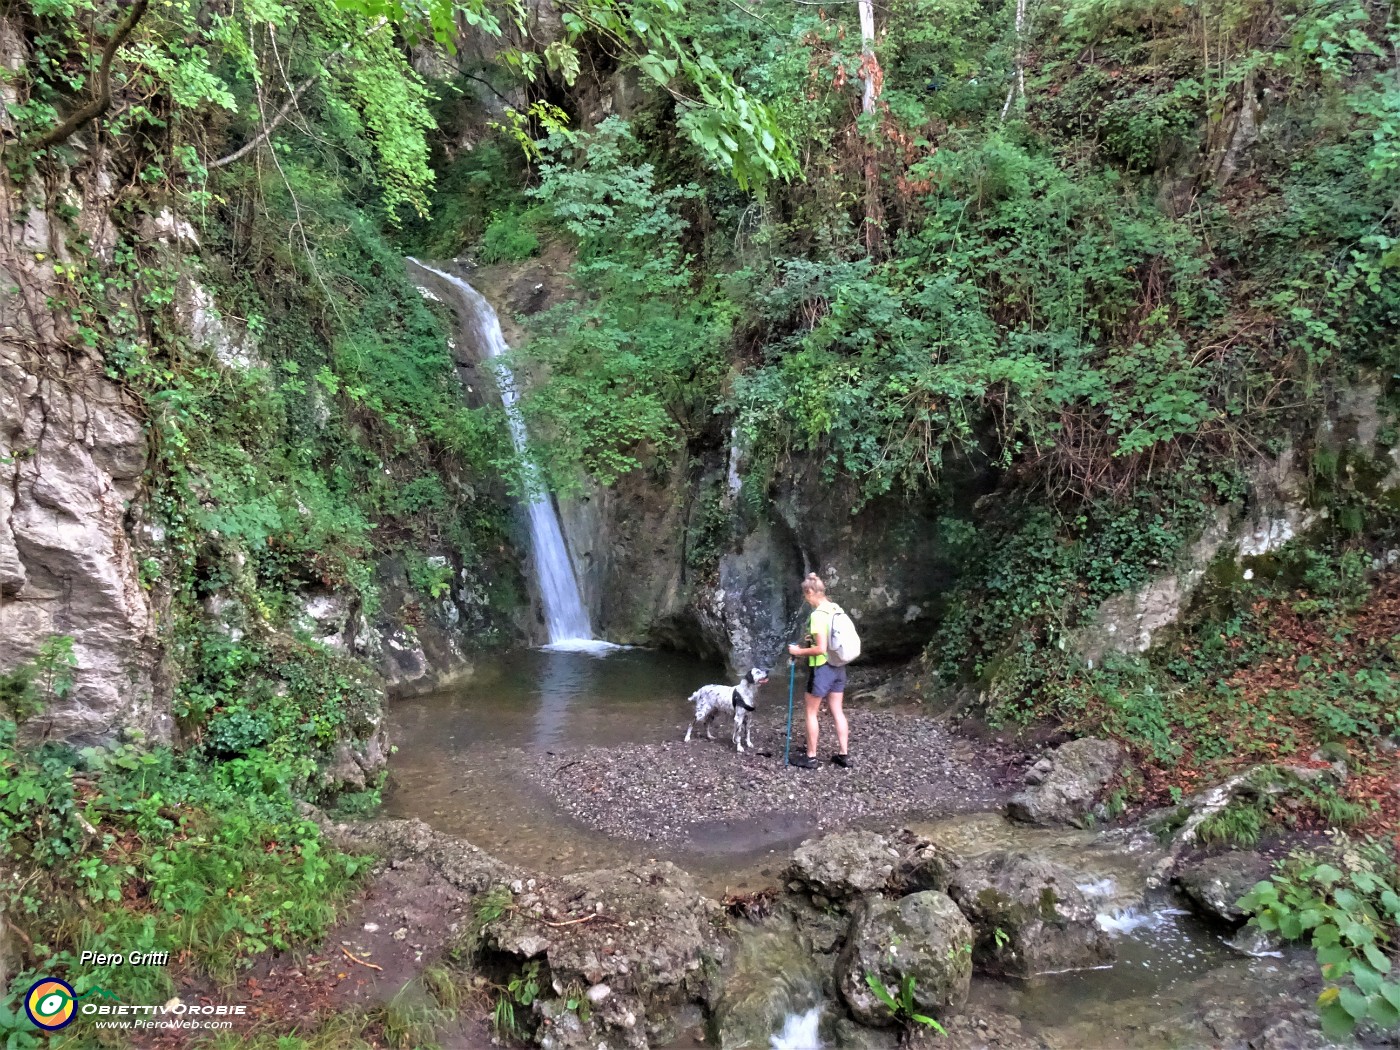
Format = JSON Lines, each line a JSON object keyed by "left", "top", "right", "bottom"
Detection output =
{"left": 857, "top": 0, "right": 883, "bottom": 254}
{"left": 1001, "top": 0, "right": 1028, "bottom": 119}
{"left": 858, "top": 0, "right": 877, "bottom": 116}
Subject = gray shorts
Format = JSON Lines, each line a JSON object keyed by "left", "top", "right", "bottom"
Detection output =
{"left": 807, "top": 663, "right": 847, "bottom": 699}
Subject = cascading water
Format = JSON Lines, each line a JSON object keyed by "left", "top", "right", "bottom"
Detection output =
{"left": 407, "top": 259, "right": 596, "bottom": 647}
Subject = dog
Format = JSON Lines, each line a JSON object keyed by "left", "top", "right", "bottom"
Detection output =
{"left": 684, "top": 668, "right": 770, "bottom": 753}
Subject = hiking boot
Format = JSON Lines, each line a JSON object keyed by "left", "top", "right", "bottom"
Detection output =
{"left": 831, "top": 753, "right": 851, "bottom": 768}
{"left": 790, "top": 754, "right": 819, "bottom": 769}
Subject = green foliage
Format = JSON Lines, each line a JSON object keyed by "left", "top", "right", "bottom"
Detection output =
{"left": 930, "top": 484, "right": 1211, "bottom": 701}
{"left": 685, "top": 483, "right": 733, "bottom": 576}
{"left": 0, "top": 708, "right": 367, "bottom": 1006}
{"left": 489, "top": 959, "right": 543, "bottom": 1039}
{"left": 863, "top": 971, "right": 948, "bottom": 1034}
{"left": 398, "top": 141, "right": 528, "bottom": 259}
{"left": 515, "top": 119, "right": 730, "bottom": 488}
{"left": 479, "top": 209, "right": 542, "bottom": 263}
{"left": 1241, "top": 840, "right": 1400, "bottom": 1038}
{"left": 0, "top": 636, "right": 75, "bottom": 725}
{"left": 453, "top": 885, "right": 513, "bottom": 965}
{"left": 174, "top": 627, "right": 380, "bottom": 779}
{"left": 15, "top": 0, "right": 451, "bottom": 220}
{"left": 1198, "top": 798, "right": 1268, "bottom": 848}
{"left": 500, "top": 0, "right": 798, "bottom": 190}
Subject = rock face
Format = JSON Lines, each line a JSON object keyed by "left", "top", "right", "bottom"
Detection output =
{"left": 552, "top": 424, "right": 987, "bottom": 673}
{"left": 1074, "top": 389, "right": 1400, "bottom": 668}
{"left": 479, "top": 860, "right": 723, "bottom": 1049}
{"left": 790, "top": 830, "right": 902, "bottom": 901}
{"left": 1174, "top": 852, "right": 1273, "bottom": 926}
{"left": 945, "top": 850, "right": 1113, "bottom": 977}
{"left": 0, "top": 166, "right": 163, "bottom": 745}
{"left": 1007, "top": 738, "right": 1121, "bottom": 827}
{"left": 836, "top": 891, "right": 974, "bottom": 1027}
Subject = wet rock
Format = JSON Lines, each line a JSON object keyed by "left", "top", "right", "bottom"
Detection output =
{"left": 1173, "top": 851, "right": 1273, "bottom": 926}
{"left": 945, "top": 850, "right": 1113, "bottom": 977}
{"left": 779, "top": 895, "right": 848, "bottom": 956}
{"left": 711, "top": 923, "right": 824, "bottom": 1050}
{"left": 925, "top": 1010, "right": 1045, "bottom": 1050}
{"left": 318, "top": 720, "right": 388, "bottom": 793}
{"left": 1225, "top": 924, "right": 1283, "bottom": 958}
{"left": 478, "top": 860, "right": 723, "bottom": 1048}
{"left": 826, "top": 1014, "right": 902, "bottom": 1049}
{"left": 836, "top": 891, "right": 974, "bottom": 1027}
{"left": 1006, "top": 739, "right": 1121, "bottom": 828}
{"left": 324, "top": 818, "right": 516, "bottom": 893}
{"left": 890, "top": 829, "right": 955, "bottom": 895}
{"left": 790, "top": 830, "right": 901, "bottom": 901}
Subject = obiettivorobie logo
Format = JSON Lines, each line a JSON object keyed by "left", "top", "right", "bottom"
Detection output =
{"left": 23, "top": 980, "right": 121, "bottom": 1031}
{"left": 21, "top": 978, "right": 246, "bottom": 1032}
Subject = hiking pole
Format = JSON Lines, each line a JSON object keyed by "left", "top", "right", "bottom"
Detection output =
{"left": 784, "top": 657, "right": 795, "bottom": 767}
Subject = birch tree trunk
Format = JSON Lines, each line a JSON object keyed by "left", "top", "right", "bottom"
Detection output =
{"left": 857, "top": 0, "right": 884, "bottom": 253}
{"left": 858, "top": 0, "right": 877, "bottom": 116}
{"left": 1001, "top": 0, "right": 1028, "bottom": 119}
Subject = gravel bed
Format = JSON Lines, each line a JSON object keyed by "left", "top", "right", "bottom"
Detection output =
{"left": 516, "top": 710, "right": 1009, "bottom": 843}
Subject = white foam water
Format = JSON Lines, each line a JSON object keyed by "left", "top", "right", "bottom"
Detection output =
{"left": 1096, "top": 906, "right": 1190, "bottom": 935}
{"left": 1076, "top": 876, "right": 1119, "bottom": 900}
{"left": 407, "top": 259, "right": 596, "bottom": 647}
{"left": 540, "top": 639, "right": 625, "bottom": 655}
{"left": 771, "top": 1007, "right": 823, "bottom": 1050}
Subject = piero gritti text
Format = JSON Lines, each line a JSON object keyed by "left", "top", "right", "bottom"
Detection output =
{"left": 80, "top": 951, "right": 171, "bottom": 966}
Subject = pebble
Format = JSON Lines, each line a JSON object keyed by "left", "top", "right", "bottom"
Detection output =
{"left": 518, "top": 710, "right": 1003, "bottom": 844}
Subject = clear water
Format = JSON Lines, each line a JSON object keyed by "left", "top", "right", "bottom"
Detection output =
{"left": 383, "top": 646, "right": 805, "bottom": 895}
{"left": 406, "top": 259, "right": 594, "bottom": 645}
{"left": 386, "top": 649, "right": 1319, "bottom": 1049}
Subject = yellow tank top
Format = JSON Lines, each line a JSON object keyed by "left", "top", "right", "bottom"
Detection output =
{"left": 808, "top": 602, "right": 835, "bottom": 667}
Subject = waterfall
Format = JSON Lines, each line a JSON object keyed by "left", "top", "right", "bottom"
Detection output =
{"left": 407, "top": 259, "right": 596, "bottom": 647}
{"left": 770, "top": 1007, "right": 823, "bottom": 1049}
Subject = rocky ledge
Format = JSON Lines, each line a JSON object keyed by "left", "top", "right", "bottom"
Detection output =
{"left": 319, "top": 810, "right": 1332, "bottom": 1050}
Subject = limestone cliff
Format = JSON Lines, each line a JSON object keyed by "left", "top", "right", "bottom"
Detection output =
{"left": 0, "top": 153, "right": 163, "bottom": 744}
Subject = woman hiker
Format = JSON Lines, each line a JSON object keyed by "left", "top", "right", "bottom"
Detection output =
{"left": 787, "top": 572, "right": 851, "bottom": 769}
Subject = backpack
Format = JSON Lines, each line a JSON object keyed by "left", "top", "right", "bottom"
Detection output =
{"left": 824, "top": 603, "right": 862, "bottom": 667}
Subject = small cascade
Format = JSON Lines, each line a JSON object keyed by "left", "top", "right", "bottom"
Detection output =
{"left": 407, "top": 259, "right": 596, "bottom": 647}
{"left": 770, "top": 1007, "right": 823, "bottom": 1049}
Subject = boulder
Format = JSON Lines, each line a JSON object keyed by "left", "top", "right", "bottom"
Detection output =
{"left": 945, "top": 851, "right": 1113, "bottom": 977}
{"left": 836, "top": 891, "right": 973, "bottom": 1027}
{"left": 1174, "top": 852, "right": 1274, "bottom": 926}
{"left": 889, "top": 830, "right": 955, "bottom": 896}
{"left": 324, "top": 817, "right": 516, "bottom": 893}
{"left": 1006, "top": 739, "right": 1121, "bottom": 827}
{"left": 478, "top": 860, "right": 723, "bottom": 1048}
{"left": 790, "top": 830, "right": 901, "bottom": 901}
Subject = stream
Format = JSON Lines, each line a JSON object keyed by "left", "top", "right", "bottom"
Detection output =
{"left": 384, "top": 647, "right": 1324, "bottom": 1050}
{"left": 390, "top": 264, "right": 1324, "bottom": 1047}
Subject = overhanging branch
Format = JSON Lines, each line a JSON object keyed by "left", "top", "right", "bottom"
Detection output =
{"left": 26, "top": 0, "right": 150, "bottom": 152}
{"left": 209, "top": 74, "right": 318, "bottom": 168}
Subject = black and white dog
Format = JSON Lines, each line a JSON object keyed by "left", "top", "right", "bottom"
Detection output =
{"left": 683, "top": 668, "right": 770, "bottom": 753}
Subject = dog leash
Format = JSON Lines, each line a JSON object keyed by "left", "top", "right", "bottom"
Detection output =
{"left": 784, "top": 657, "right": 795, "bottom": 767}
